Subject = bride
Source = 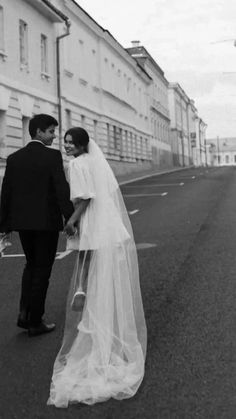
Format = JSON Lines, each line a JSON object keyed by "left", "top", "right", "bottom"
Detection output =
{"left": 47, "top": 127, "right": 147, "bottom": 407}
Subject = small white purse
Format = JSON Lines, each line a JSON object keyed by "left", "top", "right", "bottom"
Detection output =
{"left": 0, "top": 234, "right": 12, "bottom": 256}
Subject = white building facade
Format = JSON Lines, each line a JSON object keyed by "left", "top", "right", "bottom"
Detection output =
{"left": 0, "top": 0, "right": 208, "bottom": 186}
{"left": 206, "top": 137, "right": 236, "bottom": 166}
{"left": 0, "top": 0, "right": 68, "bottom": 181}
{"left": 168, "top": 83, "right": 207, "bottom": 166}
{"left": 168, "top": 83, "right": 190, "bottom": 166}
{"left": 0, "top": 0, "right": 155, "bottom": 183}
{"left": 126, "top": 42, "right": 172, "bottom": 169}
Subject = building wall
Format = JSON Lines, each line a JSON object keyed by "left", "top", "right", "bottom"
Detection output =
{"left": 168, "top": 83, "right": 206, "bottom": 166}
{"left": 0, "top": 0, "right": 155, "bottom": 183}
{"left": 206, "top": 137, "right": 236, "bottom": 166}
{"left": 0, "top": 0, "right": 61, "bottom": 182}
{"left": 60, "top": 12, "right": 152, "bottom": 164}
{"left": 168, "top": 85, "right": 190, "bottom": 166}
{"left": 143, "top": 60, "right": 172, "bottom": 167}
{"left": 0, "top": 0, "right": 207, "bottom": 185}
{"left": 188, "top": 101, "right": 197, "bottom": 165}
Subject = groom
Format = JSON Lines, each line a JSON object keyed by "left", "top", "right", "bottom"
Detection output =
{"left": 0, "top": 114, "right": 74, "bottom": 336}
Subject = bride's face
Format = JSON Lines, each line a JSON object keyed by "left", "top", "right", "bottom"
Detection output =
{"left": 64, "top": 134, "right": 84, "bottom": 157}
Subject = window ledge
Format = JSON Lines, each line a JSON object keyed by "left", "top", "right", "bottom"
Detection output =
{"left": 64, "top": 69, "right": 74, "bottom": 78}
{"left": 41, "top": 72, "right": 51, "bottom": 81}
{"left": 0, "top": 50, "right": 7, "bottom": 61}
{"left": 79, "top": 78, "right": 88, "bottom": 86}
{"left": 92, "top": 86, "right": 100, "bottom": 93}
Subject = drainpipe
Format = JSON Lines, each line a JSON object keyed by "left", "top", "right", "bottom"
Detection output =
{"left": 56, "top": 20, "right": 71, "bottom": 152}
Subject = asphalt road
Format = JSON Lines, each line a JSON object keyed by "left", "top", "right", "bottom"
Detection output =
{"left": 1, "top": 166, "right": 236, "bottom": 418}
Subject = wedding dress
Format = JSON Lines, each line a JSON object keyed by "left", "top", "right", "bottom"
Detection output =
{"left": 47, "top": 139, "right": 147, "bottom": 407}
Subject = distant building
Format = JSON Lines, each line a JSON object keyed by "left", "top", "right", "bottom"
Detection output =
{"left": 0, "top": 0, "right": 207, "bottom": 186}
{"left": 206, "top": 137, "right": 236, "bottom": 166}
{"left": 168, "top": 83, "right": 207, "bottom": 166}
{"left": 126, "top": 41, "right": 172, "bottom": 168}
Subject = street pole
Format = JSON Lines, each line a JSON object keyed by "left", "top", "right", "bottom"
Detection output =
{"left": 204, "top": 138, "right": 208, "bottom": 166}
{"left": 217, "top": 135, "right": 220, "bottom": 165}
{"left": 56, "top": 20, "right": 71, "bottom": 152}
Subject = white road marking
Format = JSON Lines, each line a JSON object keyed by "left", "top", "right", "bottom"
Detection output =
{"left": 1, "top": 251, "right": 73, "bottom": 259}
{"left": 2, "top": 244, "right": 157, "bottom": 259}
{"left": 1, "top": 253, "right": 25, "bottom": 258}
{"left": 124, "top": 182, "right": 184, "bottom": 187}
{"left": 136, "top": 243, "right": 157, "bottom": 249}
{"left": 178, "top": 176, "right": 195, "bottom": 179}
{"left": 56, "top": 250, "right": 73, "bottom": 259}
{"left": 129, "top": 209, "right": 140, "bottom": 215}
{"left": 124, "top": 192, "right": 168, "bottom": 197}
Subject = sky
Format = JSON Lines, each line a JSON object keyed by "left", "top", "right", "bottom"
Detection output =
{"left": 76, "top": 0, "right": 236, "bottom": 139}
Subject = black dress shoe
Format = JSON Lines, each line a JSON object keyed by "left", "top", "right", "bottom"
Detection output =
{"left": 17, "top": 313, "right": 29, "bottom": 330}
{"left": 28, "top": 321, "right": 56, "bottom": 337}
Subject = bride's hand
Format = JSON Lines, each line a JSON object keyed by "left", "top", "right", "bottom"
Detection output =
{"left": 64, "top": 221, "right": 77, "bottom": 237}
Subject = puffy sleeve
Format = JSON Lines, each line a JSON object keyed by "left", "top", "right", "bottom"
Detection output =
{"left": 68, "top": 158, "right": 95, "bottom": 201}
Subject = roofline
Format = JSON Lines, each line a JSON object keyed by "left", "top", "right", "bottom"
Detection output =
{"left": 41, "top": 0, "right": 69, "bottom": 22}
{"left": 67, "top": 1, "right": 152, "bottom": 82}
{"left": 126, "top": 46, "right": 167, "bottom": 81}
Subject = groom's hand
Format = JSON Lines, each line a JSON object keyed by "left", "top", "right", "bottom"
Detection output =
{"left": 64, "top": 221, "right": 77, "bottom": 237}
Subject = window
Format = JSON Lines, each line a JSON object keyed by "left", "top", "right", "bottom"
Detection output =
{"left": 113, "top": 126, "right": 118, "bottom": 150}
{"left": 225, "top": 155, "right": 229, "bottom": 164}
{"left": 124, "top": 130, "right": 128, "bottom": 157}
{"left": 65, "top": 109, "right": 71, "bottom": 130}
{"left": 119, "top": 128, "right": 122, "bottom": 153}
{"left": 93, "top": 120, "right": 97, "bottom": 142}
{"left": 0, "top": 110, "right": 6, "bottom": 158}
{"left": 112, "top": 126, "right": 121, "bottom": 152}
{"left": 145, "top": 138, "right": 148, "bottom": 159}
{"left": 41, "top": 34, "right": 48, "bottom": 74}
{"left": 78, "top": 40, "right": 86, "bottom": 81}
{"left": 107, "top": 123, "right": 110, "bottom": 151}
{"left": 0, "top": 6, "right": 4, "bottom": 52}
{"left": 234, "top": 155, "right": 236, "bottom": 163}
{"left": 22, "top": 116, "right": 30, "bottom": 146}
{"left": 81, "top": 115, "right": 85, "bottom": 128}
{"left": 19, "top": 20, "right": 28, "bottom": 68}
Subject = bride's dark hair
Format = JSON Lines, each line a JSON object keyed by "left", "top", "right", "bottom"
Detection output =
{"left": 64, "top": 127, "right": 89, "bottom": 153}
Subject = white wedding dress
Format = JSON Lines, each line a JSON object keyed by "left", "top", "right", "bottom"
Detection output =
{"left": 47, "top": 140, "right": 147, "bottom": 407}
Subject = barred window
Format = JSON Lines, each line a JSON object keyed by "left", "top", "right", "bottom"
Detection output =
{"left": 19, "top": 20, "right": 28, "bottom": 67}
{"left": 0, "top": 7, "right": 4, "bottom": 51}
{"left": 41, "top": 34, "right": 48, "bottom": 73}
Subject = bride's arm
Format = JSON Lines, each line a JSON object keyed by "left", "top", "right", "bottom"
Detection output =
{"left": 64, "top": 198, "right": 91, "bottom": 236}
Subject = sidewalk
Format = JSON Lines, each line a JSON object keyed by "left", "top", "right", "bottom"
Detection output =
{"left": 117, "top": 165, "right": 192, "bottom": 185}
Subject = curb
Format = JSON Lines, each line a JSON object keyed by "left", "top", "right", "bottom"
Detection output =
{"left": 118, "top": 166, "right": 193, "bottom": 186}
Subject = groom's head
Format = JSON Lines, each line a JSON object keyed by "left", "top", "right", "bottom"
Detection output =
{"left": 29, "top": 114, "right": 58, "bottom": 146}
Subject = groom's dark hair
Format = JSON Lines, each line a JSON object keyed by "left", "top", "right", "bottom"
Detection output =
{"left": 29, "top": 114, "right": 58, "bottom": 138}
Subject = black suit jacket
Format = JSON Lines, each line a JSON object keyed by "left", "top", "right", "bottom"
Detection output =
{"left": 0, "top": 141, "right": 74, "bottom": 232}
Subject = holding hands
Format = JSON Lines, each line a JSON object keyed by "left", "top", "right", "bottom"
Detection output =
{"left": 64, "top": 221, "right": 78, "bottom": 237}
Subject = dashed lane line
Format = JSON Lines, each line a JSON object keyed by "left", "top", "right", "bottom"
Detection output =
{"left": 124, "top": 182, "right": 184, "bottom": 187}
{"left": 129, "top": 209, "right": 140, "bottom": 215}
{"left": 136, "top": 243, "right": 157, "bottom": 250}
{"left": 56, "top": 250, "right": 73, "bottom": 259}
{"left": 177, "top": 175, "right": 196, "bottom": 179}
{"left": 1, "top": 242, "right": 157, "bottom": 259}
{"left": 123, "top": 192, "right": 168, "bottom": 197}
{"left": 1, "top": 251, "right": 73, "bottom": 259}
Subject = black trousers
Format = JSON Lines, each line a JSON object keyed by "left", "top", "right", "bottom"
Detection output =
{"left": 18, "top": 230, "right": 59, "bottom": 326}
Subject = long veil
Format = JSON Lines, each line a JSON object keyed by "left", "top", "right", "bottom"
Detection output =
{"left": 48, "top": 139, "right": 147, "bottom": 407}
